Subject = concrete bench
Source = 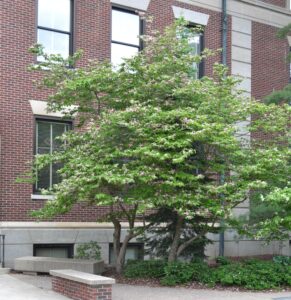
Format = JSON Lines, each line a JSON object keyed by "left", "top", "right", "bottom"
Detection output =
{"left": 14, "top": 256, "right": 104, "bottom": 274}
{"left": 50, "top": 269, "right": 115, "bottom": 300}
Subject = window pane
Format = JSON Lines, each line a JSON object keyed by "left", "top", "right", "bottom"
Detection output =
{"left": 36, "top": 120, "right": 70, "bottom": 191}
{"left": 52, "top": 123, "right": 67, "bottom": 150}
{"left": 112, "top": 9, "right": 140, "bottom": 46}
{"left": 111, "top": 43, "right": 138, "bottom": 66}
{"left": 37, "top": 121, "right": 51, "bottom": 149}
{"left": 52, "top": 162, "right": 63, "bottom": 186}
{"left": 38, "top": 29, "right": 70, "bottom": 58}
{"left": 109, "top": 244, "right": 143, "bottom": 264}
{"left": 189, "top": 35, "right": 201, "bottom": 56}
{"left": 38, "top": 0, "right": 71, "bottom": 31}
{"left": 37, "top": 165, "right": 50, "bottom": 190}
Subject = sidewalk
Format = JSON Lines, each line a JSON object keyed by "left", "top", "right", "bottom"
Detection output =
{"left": 1, "top": 273, "right": 290, "bottom": 300}
{"left": 113, "top": 284, "right": 291, "bottom": 300}
{"left": 0, "top": 274, "right": 69, "bottom": 300}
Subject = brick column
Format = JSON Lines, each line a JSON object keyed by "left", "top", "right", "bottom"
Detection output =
{"left": 50, "top": 269, "right": 115, "bottom": 300}
{"left": 52, "top": 277, "right": 112, "bottom": 300}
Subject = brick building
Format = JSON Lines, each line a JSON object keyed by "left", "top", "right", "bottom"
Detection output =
{"left": 0, "top": 0, "right": 290, "bottom": 268}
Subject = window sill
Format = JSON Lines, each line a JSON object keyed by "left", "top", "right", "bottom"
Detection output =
{"left": 31, "top": 194, "right": 55, "bottom": 200}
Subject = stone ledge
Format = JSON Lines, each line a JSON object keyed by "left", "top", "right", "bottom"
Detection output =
{"left": 50, "top": 269, "right": 115, "bottom": 286}
{"left": 0, "top": 268, "right": 11, "bottom": 275}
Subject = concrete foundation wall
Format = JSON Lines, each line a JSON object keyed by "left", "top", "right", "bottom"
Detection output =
{"left": 1, "top": 223, "right": 289, "bottom": 268}
{"left": 0, "top": 224, "right": 137, "bottom": 268}
{"left": 205, "top": 231, "right": 290, "bottom": 259}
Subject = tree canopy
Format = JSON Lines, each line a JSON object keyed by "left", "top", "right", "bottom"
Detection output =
{"left": 27, "top": 20, "right": 290, "bottom": 270}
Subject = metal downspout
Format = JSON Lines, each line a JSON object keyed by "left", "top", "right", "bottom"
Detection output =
{"left": 219, "top": 0, "right": 228, "bottom": 257}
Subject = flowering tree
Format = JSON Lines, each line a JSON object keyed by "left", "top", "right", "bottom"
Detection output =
{"left": 28, "top": 20, "right": 290, "bottom": 271}
{"left": 250, "top": 23, "right": 291, "bottom": 240}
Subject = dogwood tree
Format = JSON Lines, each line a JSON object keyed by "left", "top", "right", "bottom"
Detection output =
{"left": 28, "top": 20, "right": 290, "bottom": 271}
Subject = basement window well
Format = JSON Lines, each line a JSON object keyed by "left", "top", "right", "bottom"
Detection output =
{"left": 33, "top": 244, "right": 74, "bottom": 258}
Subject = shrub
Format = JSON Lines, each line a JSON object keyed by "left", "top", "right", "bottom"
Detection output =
{"left": 124, "top": 258, "right": 291, "bottom": 290}
{"left": 216, "top": 256, "right": 231, "bottom": 265}
{"left": 213, "top": 259, "right": 291, "bottom": 290}
{"left": 161, "top": 261, "right": 194, "bottom": 286}
{"left": 74, "top": 241, "right": 101, "bottom": 260}
{"left": 161, "top": 260, "right": 214, "bottom": 286}
{"left": 124, "top": 260, "right": 167, "bottom": 278}
{"left": 273, "top": 256, "right": 291, "bottom": 266}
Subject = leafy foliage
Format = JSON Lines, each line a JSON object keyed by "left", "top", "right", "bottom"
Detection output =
{"left": 74, "top": 241, "right": 101, "bottom": 260}
{"left": 216, "top": 256, "right": 231, "bottom": 265}
{"left": 142, "top": 207, "right": 212, "bottom": 260}
{"left": 26, "top": 18, "right": 291, "bottom": 267}
{"left": 124, "top": 260, "right": 167, "bottom": 278}
{"left": 161, "top": 260, "right": 212, "bottom": 286}
{"left": 125, "top": 259, "right": 291, "bottom": 290}
{"left": 273, "top": 255, "right": 291, "bottom": 266}
{"left": 264, "top": 84, "right": 291, "bottom": 105}
{"left": 213, "top": 259, "right": 291, "bottom": 290}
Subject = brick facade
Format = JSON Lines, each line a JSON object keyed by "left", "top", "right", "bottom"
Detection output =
{"left": 261, "top": 0, "right": 287, "bottom": 7}
{"left": 0, "top": 0, "right": 290, "bottom": 265}
{"left": 252, "top": 21, "right": 289, "bottom": 100}
{"left": 0, "top": 0, "right": 227, "bottom": 222}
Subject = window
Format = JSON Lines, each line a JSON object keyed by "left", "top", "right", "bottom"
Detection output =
{"left": 34, "top": 244, "right": 74, "bottom": 258}
{"left": 35, "top": 119, "right": 71, "bottom": 192}
{"left": 37, "top": 0, "right": 73, "bottom": 59}
{"left": 181, "top": 26, "right": 204, "bottom": 79}
{"left": 189, "top": 32, "right": 204, "bottom": 78}
{"left": 109, "top": 243, "right": 144, "bottom": 264}
{"left": 111, "top": 7, "right": 143, "bottom": 65}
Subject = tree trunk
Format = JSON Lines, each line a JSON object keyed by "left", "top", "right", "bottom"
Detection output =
{"left": 168, "top": 214, "right": 184, "bottom": 262}
{"left": 115, "top": 233, "right": 133, "bottom": 274}
{"left": 176, "top": 234, "right": 201, "bottom": 257}
{"left": 112, "top": 219, "right": 121, "bottom": 266}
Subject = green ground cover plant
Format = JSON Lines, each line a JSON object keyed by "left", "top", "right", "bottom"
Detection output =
{"left": 124, "top": 260, "right": 167, "bottom": 278}
{"left": 124, "top": 258, "right": 291, "bottom": 290}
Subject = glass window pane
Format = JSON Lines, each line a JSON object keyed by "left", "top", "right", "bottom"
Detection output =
{"left": 37, "top": 121, "right": 51, "bottom": 149}
{"left": 35, "top": 247, "right": 69, "bottom": 258}
{"left": 38, "top": 29, "right": 70, "bottom": 58}
{"left": 111, "top": 43, "right": 138, "bottom": 66}
{"left": 52, "top": 162, "right": 63, "bottom": 186}
{"left": 37, "top": 165, "right": 50, "bottom": 190}
{"left": 38, "top": 0, "right": 71, "bottom": 31}
{"left": 112, "top": 9, "right": 140, "bottom": 46}
{"left": 109, "top": 244, "right": 143, "bottom": 264}
{"left": 36, "top": 120, "right": 70, "bottom": 191}
{"left": 52, "top": 123, "right": 67, "bottom": 150}
{"left": 189, "top": 35, "right": 201, "bottom": 56}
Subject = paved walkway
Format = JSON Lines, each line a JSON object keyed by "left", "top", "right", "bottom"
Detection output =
{"left": 0, "top": 273, "right": 290, "bottom": 300}
{"left": 113, "top": 284, "right": 291, "bottom": 300}
{"left": 0, "top": 274, "right": 69, "bottom": 300}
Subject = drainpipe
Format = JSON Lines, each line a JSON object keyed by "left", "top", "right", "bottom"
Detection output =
{"left": 219, "top": 0, "right": 228, "bottom": 258}
{"left": 0, "top": 235, "right": 5, "bottom": 268}
{"left": 221, "top": 0, "right": 228, "bottom": 66}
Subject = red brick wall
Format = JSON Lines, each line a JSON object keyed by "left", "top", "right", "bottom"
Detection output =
{"left": 0, "top": 0, "right": 227, "bottom": 222}
{"left": 251, "top": 22, "right": 289, "bottom": 141}
{"left": 260, "top": 0, "right": 287, "bottom": 7}
{"left": 252, "top": 22, "right": 289, "bottom": 100}
{"left": 52, "top": 277, "right": 112, "bottom": 300}
{"left": 0, "top": 0, "right": 285, "bottom": 222}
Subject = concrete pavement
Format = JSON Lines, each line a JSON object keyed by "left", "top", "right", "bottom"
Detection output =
{"left": 1, "top": 273, "right": 290, "bottom": 300}
{"left": 0, "top": 274, "right": 69, "bottom": 300}
{"left": 113, "top": 284, "right": 291, "bottom": 300}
